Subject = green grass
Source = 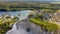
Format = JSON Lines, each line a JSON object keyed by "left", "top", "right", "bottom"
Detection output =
{"left": 29, "top": 18, "right": 59, "bottom": 34}
{"left": 29, "top": 18, "right": 59, "bottom": 31}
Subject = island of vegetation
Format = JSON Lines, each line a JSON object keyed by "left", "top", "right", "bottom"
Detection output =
{"left": 0, "top": 14, "right": 19, "bottom": 34}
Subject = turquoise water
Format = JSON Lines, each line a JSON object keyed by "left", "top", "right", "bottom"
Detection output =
{"left": 0, "top": 10, "right": 31, "bottom": 17}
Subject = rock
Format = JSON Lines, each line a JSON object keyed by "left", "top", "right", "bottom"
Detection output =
{"left": 26, "top": 28, "right": 30, "bottom": 32}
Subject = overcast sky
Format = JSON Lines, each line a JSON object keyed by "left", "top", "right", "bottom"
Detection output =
{"left": 0, "top": 0, "right": 60, "bottom": 2}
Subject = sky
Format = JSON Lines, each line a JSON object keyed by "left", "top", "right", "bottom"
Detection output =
{"left": 0, "top": 0, "right": 60, "bottom": 2}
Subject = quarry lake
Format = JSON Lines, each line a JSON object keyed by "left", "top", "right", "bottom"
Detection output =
{"left": 0, "top": 10, "right": 31, "bottom": 16}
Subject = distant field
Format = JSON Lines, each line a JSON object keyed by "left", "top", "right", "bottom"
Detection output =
{"left": 0, "top": 2, "right": 60, "bottom": 11}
